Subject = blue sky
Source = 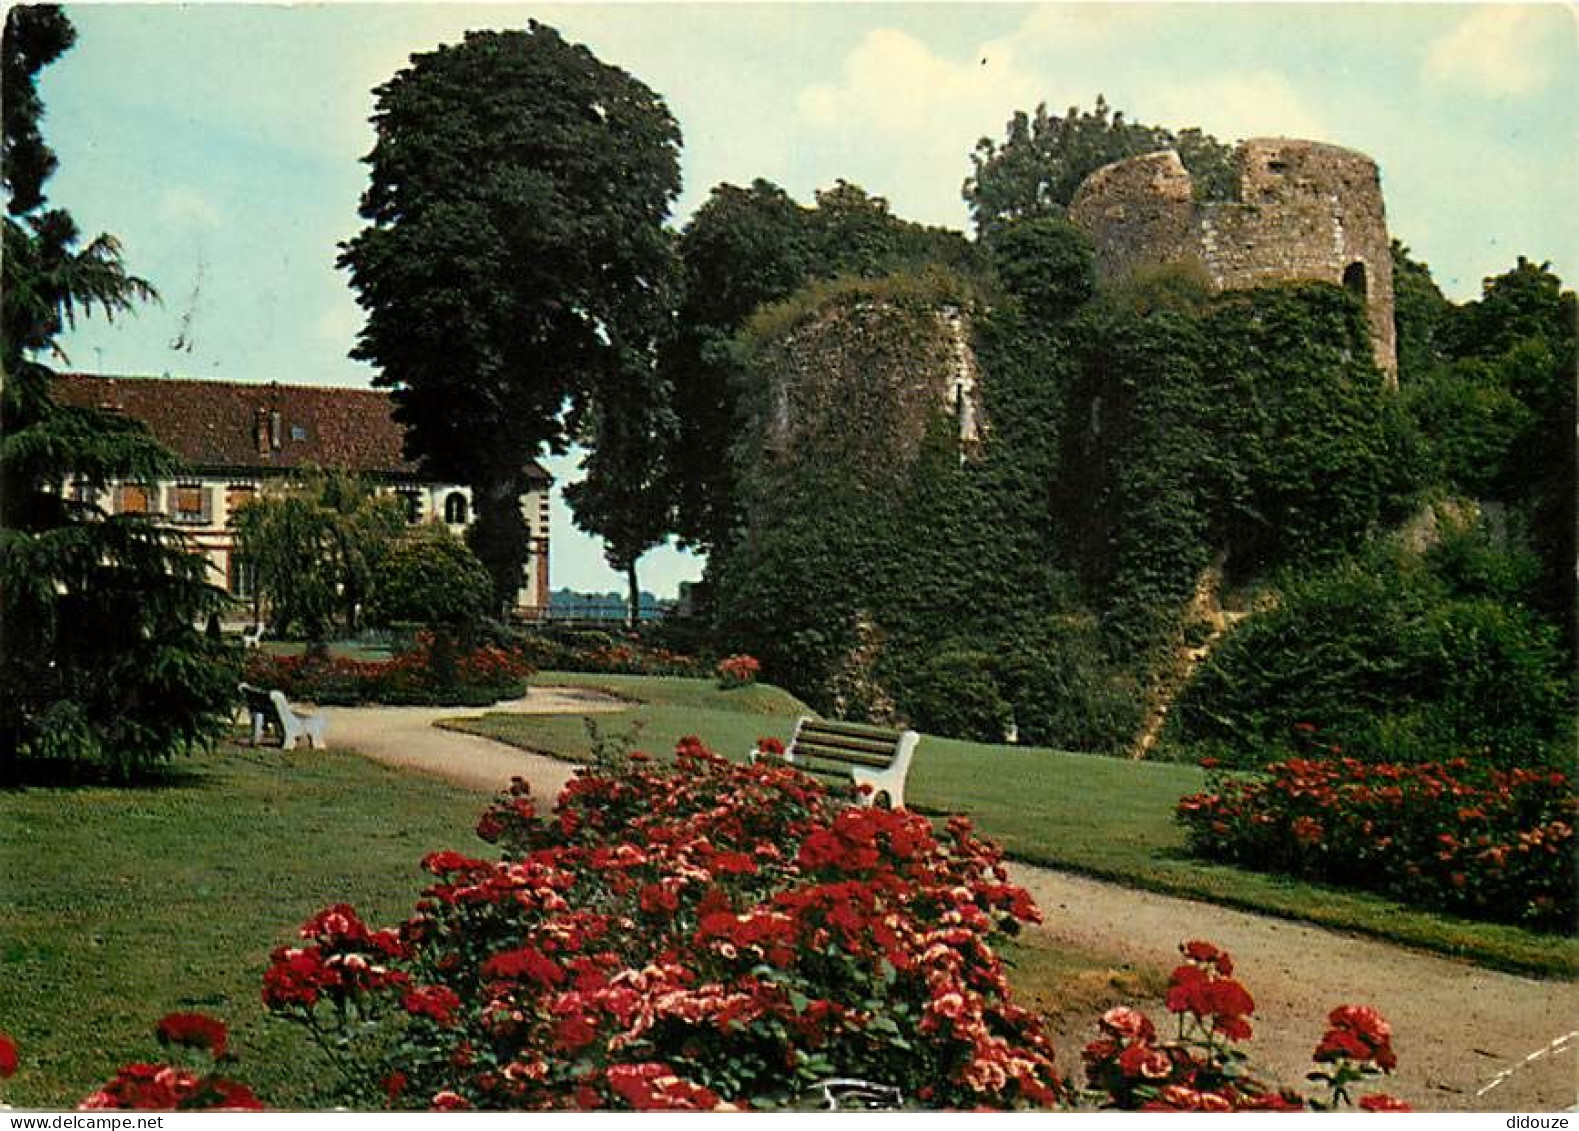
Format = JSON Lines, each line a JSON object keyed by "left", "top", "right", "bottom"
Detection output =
{"left": 44, "top": 3, "right": 1577, "bottom": 597}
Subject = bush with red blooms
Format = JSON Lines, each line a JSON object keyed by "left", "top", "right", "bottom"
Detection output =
{"left": 1, "top": 1032, "right": 18, "bottom": 1079}
{"left": 263, "top": 737, "right": 1061, "bottom": 1111}
{"left": 1178, "top": 753, "right": 1575, "bottom": 930}
{"left": 77, "top": 1014, "right": 263, "bottom": 1111}
{"left": 509, "top": 633, "right": 706, "bottom": 678}
{"left": 243, "top": 631, "right": 534, "bottom": 707}
{"left": 1080, "top": 941, "right": 1409, "bottom": 1112}
{"left": 715, "top": 653, "right": 762, "bottom": 689}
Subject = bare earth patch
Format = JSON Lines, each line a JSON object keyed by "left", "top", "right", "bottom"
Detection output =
{"left": 322, "top": 694, "right": 1577, "bottom": 1112}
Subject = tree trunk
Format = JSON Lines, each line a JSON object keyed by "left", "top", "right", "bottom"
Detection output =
{"left": 626, "top": 560, "right": 641, "bottom": 630}
{"left": 467, "top": 475, "right": 530, "bottom": 619}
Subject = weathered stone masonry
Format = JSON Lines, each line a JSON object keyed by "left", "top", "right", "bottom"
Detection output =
{"left": 1069, "top": 138, "right": 1397, "bottom": 382}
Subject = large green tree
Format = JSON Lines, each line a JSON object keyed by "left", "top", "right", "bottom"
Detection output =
{"left": 339, "top": 22, "right": 682, "bottom": 613}
{"left": 964, "top": 96, "right": 1235, "bottom": 239}
{"left": 0, "top": 6, "right": 234, "bottom": 782}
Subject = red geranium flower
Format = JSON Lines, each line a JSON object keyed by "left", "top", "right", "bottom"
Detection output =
{"left": 0, "top": 1032, "right": 18, "bottom": 1077}
{"left": 155, "top": 1012, "right": 228, "bottom": 1058}
{"left": 1360, "top": 1093, "right": 1413, "bottom": 1111}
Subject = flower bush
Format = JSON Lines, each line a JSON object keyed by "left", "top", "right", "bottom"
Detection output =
{"left": 508, "top": 631, "right": 707, "bottom": 678}
{"left": 77, "top": 1014, "right": 263, "bottom": 1111}
{"left": 263, "top": 737, "right": 1062, "bottom": 1110}
{"left": 715, "top": 653, "right": 761, "bottom": 689}
{"left": 1079, "top": 940, "right": 1408, "bottom": 1111}
{"left": 243, "top": 632, "right": 534, "bottom": 707}
{"left": 1177, "top": 753, "right": 1576, "bottom": 930}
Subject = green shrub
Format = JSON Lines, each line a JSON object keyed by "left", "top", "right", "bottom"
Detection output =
{"left": 1169, "top": 546, "right": 1573, "bottom": 770}
{"left": 993, "top": 621, "right": 1143, "bottom": 753}
{"left": 890, "top": 646, "right": 1012, "bottom": 743}
{"left": 367, "top": 523, "right": 493, "bottom": 630}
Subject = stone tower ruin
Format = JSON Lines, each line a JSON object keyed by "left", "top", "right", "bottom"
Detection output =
{"left": 1068, "top": 138, "right": 1396, "bottom": 382}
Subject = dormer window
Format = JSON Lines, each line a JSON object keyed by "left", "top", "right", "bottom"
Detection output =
{"left": 290, "top": 424, "right": 307, "bottom": 442}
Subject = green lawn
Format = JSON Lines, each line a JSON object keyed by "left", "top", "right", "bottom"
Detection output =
{"left": 0, "top": 743, "right": 485, "bottom": 1109}
{"left": 452, "top": 673, "right": 1578, "bottom": 979}
{"left": 442, "top": 670, "right": 813, "bottom": 767}
{"left": 256, "top": 640, "right": 393, "bottom": 662}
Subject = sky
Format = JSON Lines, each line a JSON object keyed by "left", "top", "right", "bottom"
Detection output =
{"left": 41, "top": 2, "right": 1578, "bottom": 597}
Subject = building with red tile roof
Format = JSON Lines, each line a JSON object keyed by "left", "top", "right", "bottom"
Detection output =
{"left": 52, "top": 373, "right": 552, "bottom": 617}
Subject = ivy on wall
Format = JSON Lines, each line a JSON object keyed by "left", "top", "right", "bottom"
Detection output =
{"left": 710, "top": 249, "right": 1570, "bottom": 768}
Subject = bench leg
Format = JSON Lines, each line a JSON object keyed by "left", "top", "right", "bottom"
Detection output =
{"left": 852, "top": 769, "right": 904, "bottom": 810}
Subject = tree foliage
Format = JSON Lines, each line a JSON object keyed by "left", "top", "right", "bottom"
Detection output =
{"left": 984, "top": 216, "right": 1095, "bottom": 323}
{"left": 1, "top": 6, "right": 234, "bottom": 783}
{"left": 1397, "top": 254, "right": 1576, "bottom": 645}
{"left": 232, "top": 470, "right": 405, "bottom": 639}
{"left": 964, "top": 96, "right": 1235, "bottom": 239}
{"left": 563, "top": 351, "right": 677, "bottom": 626}
{"left": 366, "top": 522, "right": 494, "bottom": 632}
{"left": 339, "top": 22, "right": 682, "bottom": 612}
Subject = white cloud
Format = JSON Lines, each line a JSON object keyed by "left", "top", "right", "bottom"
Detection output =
{"left": 796, "top": 27, "right": 1040, "bottom": 138}
{"left": 156, "top": 187, "right": 221, "bottom": 230}
{"left": 1132, "top": 71, "right": 1329, "bottom": 145}
{"left": 1424, "top": 5, "right": 1564, "bottom": 96}
{"left": 787, "top": 28, "right": 1045, "bottom": 225}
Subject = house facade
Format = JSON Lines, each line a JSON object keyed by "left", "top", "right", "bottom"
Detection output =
{"left": 52, "top": 374, "right": 552, "bottom": 617}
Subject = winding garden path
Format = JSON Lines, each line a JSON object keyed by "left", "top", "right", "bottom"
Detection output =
{"left": 324, "top": 693, "right": 1577, "bottom": 1112}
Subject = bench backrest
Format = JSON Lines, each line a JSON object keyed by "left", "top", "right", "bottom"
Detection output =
{"left": 789, "top": 717, "right": 911, "bottom": 776}
{"left": 239, "top": 682, "right": 280, "bottom": 724}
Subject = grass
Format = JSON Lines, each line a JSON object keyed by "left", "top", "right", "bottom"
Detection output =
{"left": 256, "top": 641, "right": 393, "bottom": 662}
{"left": 450, "top": 673, "right": 1579, "bottom": 979}
{"left": 442, "top": 671, "right": 813, "bottom": 765}
{"left": 0, "top": 742, "right": 486, "bottom": 1109}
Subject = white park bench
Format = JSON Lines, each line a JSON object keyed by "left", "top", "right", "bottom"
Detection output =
{"left": 753, "top": 716, "right": 919, "bottom": 809}
{"left": 239, "top": 682, "right": 328, "bottom": 749}
{"left": 240, "top": 623, "right": 265, "bottom": 649}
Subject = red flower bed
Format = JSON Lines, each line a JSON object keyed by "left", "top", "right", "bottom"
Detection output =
{"left": 1081, "top": 941, "right": 1408, "bottom": 1111}
{"left": 77, "top": 1015, "right": 264, "bottom": 1112}
{"left": 263, "top": 738, "right": 1062, "bottom": 1111}
{"left": 577, "top": 641, "right": 705, "bottom": 677}
{"left": 1178, "top": 755, "right": 1576, "bottom": 930}
{"left": 244, "top": 632, "right": 534, "bottom": 706}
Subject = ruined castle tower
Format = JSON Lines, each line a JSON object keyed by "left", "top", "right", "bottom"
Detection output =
{"left": 1068, "top": 138, "right": 1397, "bottom": 382}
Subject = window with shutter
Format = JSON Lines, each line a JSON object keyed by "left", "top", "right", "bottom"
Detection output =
{"left": 226, "top": 485, "right": 256, "bottom": 525}
{"left": 174, "top": 484, "right": 209, "bottom": 523}
{"left": 119, "top": 484, "right": 150, "bottom": 514}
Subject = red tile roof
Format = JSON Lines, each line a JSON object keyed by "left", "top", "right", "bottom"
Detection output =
{"left": 52, "top": 374, "right": 550, "bottom": 484}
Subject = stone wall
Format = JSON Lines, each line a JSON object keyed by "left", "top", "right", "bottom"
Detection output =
{"left": 754, "top": 299, "right": 985, "bottom": 472}
{"left": 1070, "top": 138, "right": 1396, "bottom": 382}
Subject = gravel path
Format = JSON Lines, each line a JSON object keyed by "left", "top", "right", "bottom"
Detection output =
{"left": 320, "top": 693, "right": 1577, "bottom": 1112}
